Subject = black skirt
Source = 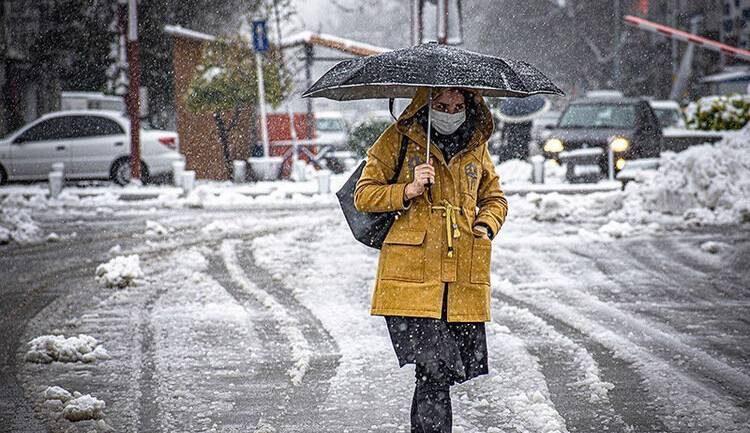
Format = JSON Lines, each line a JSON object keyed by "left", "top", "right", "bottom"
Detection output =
{"left": 384, "top": 283, "right": 489, "bottom": 385}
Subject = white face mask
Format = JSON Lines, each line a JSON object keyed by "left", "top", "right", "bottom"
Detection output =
{"left": 430, "top": 107, "right": 466, "bottom": 135}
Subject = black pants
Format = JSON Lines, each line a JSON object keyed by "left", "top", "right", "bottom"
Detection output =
{"left": 411, "top": 361, "right": 454, "bottom": 433}
{"left": 410, "top": 285, "right": 454, "bottom": 433}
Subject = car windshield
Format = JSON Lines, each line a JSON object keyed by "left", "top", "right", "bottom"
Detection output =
{"left": 558, "top": 104, "right": 636, "bottom": 129}
{"left": 653, "top": 108, "right": 684, "bottom": 128}
{"left": 317, "top": 118, "right": 346, "bottom": 132}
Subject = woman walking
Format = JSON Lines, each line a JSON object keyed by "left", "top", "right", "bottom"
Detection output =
{"left": 354, "top": 86, "right": 508, "bottom": 432}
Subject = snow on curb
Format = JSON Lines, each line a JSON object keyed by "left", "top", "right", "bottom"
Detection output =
{"left": 220, "top": 239, "right": 311, "bottom": 386}
{"left": 25, "top": 334, "right": 111, "bottom": 364}
{"left": 95, "top": 255, "right": 144, "bottom": 288}
{"left": 42, "top": 386, "right": 107, "bottom": 422}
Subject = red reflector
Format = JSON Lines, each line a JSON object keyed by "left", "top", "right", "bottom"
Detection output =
{"left": 158, "top": 136, "right": 176, "bottom": 149}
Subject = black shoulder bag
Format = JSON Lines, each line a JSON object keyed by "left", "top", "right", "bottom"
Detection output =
{"left": 335, "top": 134, "right": 409, "bottom": 249}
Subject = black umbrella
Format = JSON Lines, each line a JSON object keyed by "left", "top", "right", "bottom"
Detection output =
{"left": 302, "top": 42, "right": 563, "bottom": 163}
{"left": 496, "top": 95, "right": 551, "bottom": 124}
{"left": 302, "top": 42, "right": 563, "bottom": 100}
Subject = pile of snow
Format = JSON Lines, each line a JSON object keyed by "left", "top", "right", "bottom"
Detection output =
{"left": 25, "top": 334, "right": 110, "bottom": 363}
{"left": 514, "top": 191, "right": 624, "bottom": 223}
{"left": 497, "top": 159, "right": 532, "bottom": 184}
{"left": 597, "top": 221, "right": 635, "bottom": 238}
{"left": 107, "top": 244, "right": 122, "bottom": 256}
{"left": 544, "top": 159, "right": 567, "bottom": 184}
{"left": 496, "top": 158, "right": 566, "bottom": 185}
{"left": 95, "top": 255, "right": 144, "bottom": 288}
{"left": 622, "top": 132, "right": 750, "bottom": 225}
{"left": 42, "top": 386, "right": 106, "bottom": 422}
{"left": 144, "top": 220, "right": 169, "bottom": 237}
{"left": 0, "top": 196, "right": 46, "bottom": 245}
{"left": 201, "top": 220, "right": 241, "bottom": 234}
{"left": 700, "top": 241, "right": 728, "bottom": 254}
{"left": 509, "top": 131, "right": 750, "bottom": 229}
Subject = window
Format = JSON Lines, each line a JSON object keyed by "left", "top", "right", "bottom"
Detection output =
{"left": 316, "top": 118, "right": 346, "bottom": 132}
{"left": 725, "top": 19, "right": 734, "bottom": 33}
{"left": 14, "top": 117, "right": 75, "bottom": 143}
{"left": 558, "top": 104, "right": 637, "bottom": 129}
{"left": 70, "top": 116, "right": 124, "bottom": 138}
{"left": 653, "top": 108, "right": 684, "bottom": 128}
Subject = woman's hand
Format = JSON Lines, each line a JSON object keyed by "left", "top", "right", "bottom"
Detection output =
{"left": 404, "top": 159, "right": 435, "bottom": 200}
{"left": 473, "top": 224, "right": 491, "bottom": 240}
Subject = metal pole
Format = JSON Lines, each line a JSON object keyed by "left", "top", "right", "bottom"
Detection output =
{"left": 671, "top": 0, "right": 678, "bottom": 76}
{"left": 613, "top": 0, "right": 621, "bottom": 89}
{"left": 126, "top": 0, "right": 141, "bottom": 181}
{"left": 442, "top": 0, "right": 449, "bottom": 44}
{"left": 608, "top": 146, "right": 614, "bottom": 181}
{"left": 304, "top": 43, "right": 314, "bottom": 141}
{"left": 417, "top": 0, "right": 424, "bottom": 44}
{"left": 255, "top": 51, "right": 270, "bottom": 157}
{"left": 272, "top": 1, "right": 300, "bottom": 175}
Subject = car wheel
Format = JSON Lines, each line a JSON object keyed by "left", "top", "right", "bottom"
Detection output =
{"left": 111, "top": 158, "right": 149, "bottom": 186}
{"left": 0, "top": 164, "right": 7, "bottom": 185}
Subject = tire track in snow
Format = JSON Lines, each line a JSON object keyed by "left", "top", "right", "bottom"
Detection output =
{"left": 492, "top": 274, "right": 750, "bottom": 432}
{"left": 490, "top": 289, "right": 665, "bottom": 433}
{"left": 563, "top": 240, "right": 750, "bottom": 402}
{"left": 221, "top": 239, "right": 313, "bottom": 386}
{"left": 212, "top": 236, "right": 340, "bottom": 432}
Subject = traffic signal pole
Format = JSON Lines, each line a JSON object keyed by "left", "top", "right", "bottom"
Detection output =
{"left": 126, "top": 0, "right": 141, "bottom": 181}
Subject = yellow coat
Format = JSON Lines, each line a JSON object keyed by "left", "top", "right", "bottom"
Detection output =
{"left": 354, "top": 87, "right": 508, "bottom": 322}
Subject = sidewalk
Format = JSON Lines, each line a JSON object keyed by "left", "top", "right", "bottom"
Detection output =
{"left": 0, "top": 177, "right": 622, "bottom": 203}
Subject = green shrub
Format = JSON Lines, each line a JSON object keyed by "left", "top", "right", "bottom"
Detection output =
{"left": 685, "top": 94, "right": 750, "bottom": 131}
{"left": 347, "top": 119, "right": 392, "bottom": 158}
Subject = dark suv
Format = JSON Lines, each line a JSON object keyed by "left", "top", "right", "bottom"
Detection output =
{"left": 542, "top": 96, "right": 663, "bottom": 182}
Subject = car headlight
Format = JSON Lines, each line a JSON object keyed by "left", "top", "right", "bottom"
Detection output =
{"left": 615, "top": 158, "right": 626, "bottom": 170}
{"left": 609, "top": 137, "right": 630, "bottom": 152}
{"left": 543, "top": 138, "right": 564, "bottom": 153}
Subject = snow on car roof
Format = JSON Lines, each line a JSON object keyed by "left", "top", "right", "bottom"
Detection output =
{"left": 40, "top": 110, "right": 126, "bottom": 119}
{"left": 649, "top": 100, "right": 681, "bottom": 110}
{"left": 314, "top": 111, "right": 345, "bottom": 119}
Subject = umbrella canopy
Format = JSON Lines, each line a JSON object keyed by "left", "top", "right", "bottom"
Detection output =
{"left": 495, "top": 95, "right": 552, "bottom": 124}
{"left": 302, "top": 42, "right": 564, "bottom": 101}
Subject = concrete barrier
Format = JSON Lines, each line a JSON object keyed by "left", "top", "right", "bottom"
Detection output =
{"left": 233, "top": 160, "right": 247, "bottom": 183}
{"left": 181, "top": 171, "right": 196, "bottom": 194}
{"left": 531, "top": 155, "right": 545, "bottom": 184}
{"left": 48, "top": 171, "right": 64, "bottom": 198}
{"left": 172, "top": 160, "right": 185, "bottom": 187}
{"left": 316, "top": 170, "right": 331, "bottom": 194}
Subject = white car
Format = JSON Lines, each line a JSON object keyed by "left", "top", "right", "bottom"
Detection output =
{"left": 315, "top": 111, "right": 349, "bottom": 150}
{"left": 0, "top": 110, "right": 182, "bottom": 185}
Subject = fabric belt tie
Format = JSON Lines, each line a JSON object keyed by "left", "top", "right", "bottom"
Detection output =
{"left": 431, "top": 199, "right": 462, "bottom": 258}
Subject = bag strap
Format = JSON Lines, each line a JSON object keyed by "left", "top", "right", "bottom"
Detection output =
{"left": 389, "top": 134, "right": 409, "bottom": 184}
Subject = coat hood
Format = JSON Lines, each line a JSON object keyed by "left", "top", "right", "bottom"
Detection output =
{"left": 395, "top": 87, "right": 495, "bottom": 147}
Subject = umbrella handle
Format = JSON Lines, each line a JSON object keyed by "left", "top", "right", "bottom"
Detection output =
{"left": 425, "top": 87, "right": 433, "bottom": 204}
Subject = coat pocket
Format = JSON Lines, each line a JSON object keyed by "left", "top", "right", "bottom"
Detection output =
{"left": 470, "top": 237, "right": 492, "bottom": 285}
{"left": 380, "top": 230, "right": 426, "bottom": 282}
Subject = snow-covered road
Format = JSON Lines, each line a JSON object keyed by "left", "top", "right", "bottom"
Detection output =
{"left": 1, "top": 204, "right": 749, "bottom": 432}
